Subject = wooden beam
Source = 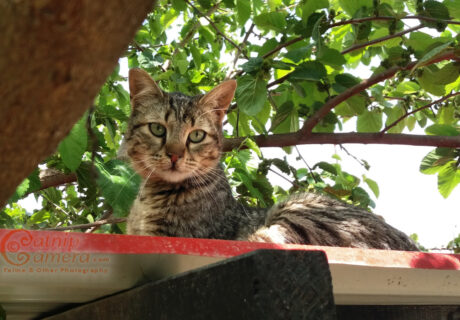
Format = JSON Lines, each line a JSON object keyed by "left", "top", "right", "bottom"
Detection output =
{"left": 44, "top": 250, "right": 336, "bottom": 320}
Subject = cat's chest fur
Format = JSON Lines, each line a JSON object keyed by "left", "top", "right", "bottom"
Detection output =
{"left": 127, "top": 167, "right": 265, "bottom": 240}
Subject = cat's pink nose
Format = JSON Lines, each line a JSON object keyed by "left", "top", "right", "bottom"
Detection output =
{"left": 169, "top": 153, "right": 179, "bottom": 164}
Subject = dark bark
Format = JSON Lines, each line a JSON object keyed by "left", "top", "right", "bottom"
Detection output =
{"left": 0, "top": 0, "right": 155, "bottom": 206}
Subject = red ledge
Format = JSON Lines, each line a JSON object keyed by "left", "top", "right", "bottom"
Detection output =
{"left": 0, "top": 228, "right": 459, "bottom": 270}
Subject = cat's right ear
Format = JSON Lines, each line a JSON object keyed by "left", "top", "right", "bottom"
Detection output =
{"left": 128, "top": 68, "right": 164, "bottom": 101}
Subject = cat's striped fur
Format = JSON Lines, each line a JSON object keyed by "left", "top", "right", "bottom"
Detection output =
{"left": 124, "top": 68, "right": 418, "bottom": 251}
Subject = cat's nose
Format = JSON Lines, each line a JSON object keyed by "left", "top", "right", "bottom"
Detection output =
{"left": 165, "top": 144, "right": 185, "bottom": 164}
{"left": 167, "top": 153, "right": 182, "bottom": 164}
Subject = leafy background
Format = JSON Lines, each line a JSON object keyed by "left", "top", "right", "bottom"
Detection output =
{"left": 3, "top": 0, "right": 460, "bottom": 252}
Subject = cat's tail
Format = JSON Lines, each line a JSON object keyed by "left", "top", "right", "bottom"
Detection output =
{"left": 248, "top": 193, "right": 419, "bottom": 251}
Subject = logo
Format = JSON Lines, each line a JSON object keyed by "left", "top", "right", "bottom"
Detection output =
{"left": 0, "top": 229, "right": 110, "bottom": 275}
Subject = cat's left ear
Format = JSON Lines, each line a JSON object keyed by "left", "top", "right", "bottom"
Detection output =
{"left": 199, "top": 80, "right": 237, "bottom": 122}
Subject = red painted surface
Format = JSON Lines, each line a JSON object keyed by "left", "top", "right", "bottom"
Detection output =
{"left": 0, "top": 229, "right": 459, "bottom": 270}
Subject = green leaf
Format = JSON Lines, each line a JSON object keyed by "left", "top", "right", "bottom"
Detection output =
{"left": 271, "top": 101, "right": 298, "bottom": 134}
{"left": 234, "top": 169, "right": 267, "bottom": 206}
{"left": 9, "top": 178, "right": 30, "bottom": 203}
{"left": 412, "top": 41, "right": 452, "bottom": 71}
{"left": 241, "top": 57, "right": 264, "bottom": 74}
{"left": 432, "top": 62, "right": 460, "bottom": 85}
{"left": 444, "top": 0, "right": 460, "bottom": 17}
{"left": 95, "top": 159, "right": 141, "bottom": 217}
{"left": 384, "top": 106, "right": 405, "bottom": 133}
{"left": 422, "top": 0, "right": 450, "bottom": 31}
{"left": 284, "top": 45, "right": 312, "bottom": 63}
{"left": 28, "top": 210, "right": 51, "bottom": 225}
{"left": 338, "top": 0, "right": 372, "bottom": 16}
{"left": 289, "top": 61, "right": 327, "bottom": 81}
{"left": 236, "top": 0, "right": 251, "bottom": 26}
{"left": 438, "top": 161, "right": 460, "bottom": 198}
{"left": 405, "top": 32, "right": 448, "bottom": 56}
{"left": 314, "top": 161, "right": 338, "bottom": 175}
{"left": 254, "top": 12, "right": 287, "bottom": 32}
{"left": 236, "top": 75, "right": 268, "bottom": 116}
{"left": 270, "top": 158, "right": 291, "bottom": 175}
{"left": 243, "top": 138, "right": 262, "bottom": 158}
{"left": 301, "top": 0, "right": 329, "bottom": 20}
{"left": 175, "top": 59, "right": 189, "bottom": 74}
{"left": 270, "top": 101, "right": 294, "bottom": 131}
{"left": 345, "top": 95, "right": 367, "bottom": 115}
{"left": 318, "top": 47, "right": 346, "bottom": 68}
{"left": 417, "top": 67, "right": 446, "bottom": 96}
{"left": 190, "top": 45, "right": 202, "bottom": 68}
{"left": 351, "top": 187, "right": 371, "bottom": 208}
{"left": 113, "top": 84, "right": 131, "bottom": 118}
{"left": 420, "top": 148, "right": 455, "bottom": 175}
{"left": 198, "top": 0, "right": 211, "bottom": 9}
{"left": 333, "top": 73, "right": 361, "bottom": 92}
{"left": 364, "top": 177, "right": 379, "bottom": 198}
{"left": 357, "top": 110, "right": 382, "bottom": 132}
{"left": 58, "top": 116, "right": 88, "bottom": 172}
{"left": 268, "top": 0, "right": 282, "bottom": 10}
{"left": 425, "top": 124, "right": 459, "bottom": 136}
{"left": 396, "top": 81, "right": 420, "bottom": 94}
{"left": 171, "top": 0, "right": 187, "bottom": 11}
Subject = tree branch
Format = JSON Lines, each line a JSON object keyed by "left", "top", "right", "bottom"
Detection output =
{"left": 227, "top": 23, "right": 255, "bottom": 79}
{"left": 300, "top": 50, "right": 459, "bottom": 136}
{"left": 39, "top": 169, "right": 77, "bottom": 191}
{"left": 329, "top": 16, "right": 460, "bottom": 28}
{"left": 381, "top": 92, "right": 460, "bottom": 133}
{"left": 47, "top": 217, "right": 126, "bottom": 231}
{"left": 223, "top": 133, "right": 460, "bottom": 151}
{"left": 341, "top": 24, "right": 424, "bottom": 55}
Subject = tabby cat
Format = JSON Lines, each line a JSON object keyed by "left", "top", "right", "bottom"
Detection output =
{"left": 122, "top": 68, "right": 417, "bottom": 251}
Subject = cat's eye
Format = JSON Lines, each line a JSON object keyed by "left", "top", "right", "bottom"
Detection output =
{"left": 189, "top": 130, "right": 206, "bottom": 143}
{"left": 149, "top": 123, "right": 166, "bottom": 137}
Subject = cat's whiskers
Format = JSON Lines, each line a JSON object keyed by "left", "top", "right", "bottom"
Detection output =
{"left": 133, "top": 161, "right": 157, "bottom": 199}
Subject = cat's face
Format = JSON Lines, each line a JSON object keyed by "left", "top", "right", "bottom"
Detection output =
{"left": 125, "top": 69, "right": 236, "bottom": 183}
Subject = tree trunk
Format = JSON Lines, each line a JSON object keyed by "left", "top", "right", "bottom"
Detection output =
{"left": 0, "top": 0, "right": 155, "bottom": 206}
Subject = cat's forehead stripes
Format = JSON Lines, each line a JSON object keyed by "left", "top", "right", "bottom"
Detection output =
{"left": 167, "top": 92, "right": 199, "bottom": 126}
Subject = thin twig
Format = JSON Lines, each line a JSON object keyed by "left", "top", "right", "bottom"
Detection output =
{"left": 339, "top": 145, "right": 368, "bottom": 169}
{"left": 85, "top": 210, "right": 113, "bottom": 233}
{"left": 404, "top": 15, "right": 460, "bottom": 26}
{"left": 341, "top": 24, "right": 424, "bottom": 55}
{"left": 294, "top": 146, "right": 318, "bottom": 183}
{"left": 268, "top": 168, "right": 301, "bottom": 188}
{"left": 47, "top": 217, "right": 127, "bottom": 231}
{"left": 262, "top": 36, "right": 304, "bottom": 59}
{"left": 227, "top": 23, "right": 255, "bottom": 78}
{"left": 381, "top": 92, "right": 460, "bottom": 133}
{"left": 164, "top": 3, "right": 220, "bottom": 70}
{"left": 185, "top": 0, "right": 248, "bottom": 58}
{"left": 370, "top": 95, "right": 430, "bottom": 103}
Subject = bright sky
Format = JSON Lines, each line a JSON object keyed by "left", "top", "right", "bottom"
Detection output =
{"left": 265, "top": 142, "right": 460, "bottom": 249}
